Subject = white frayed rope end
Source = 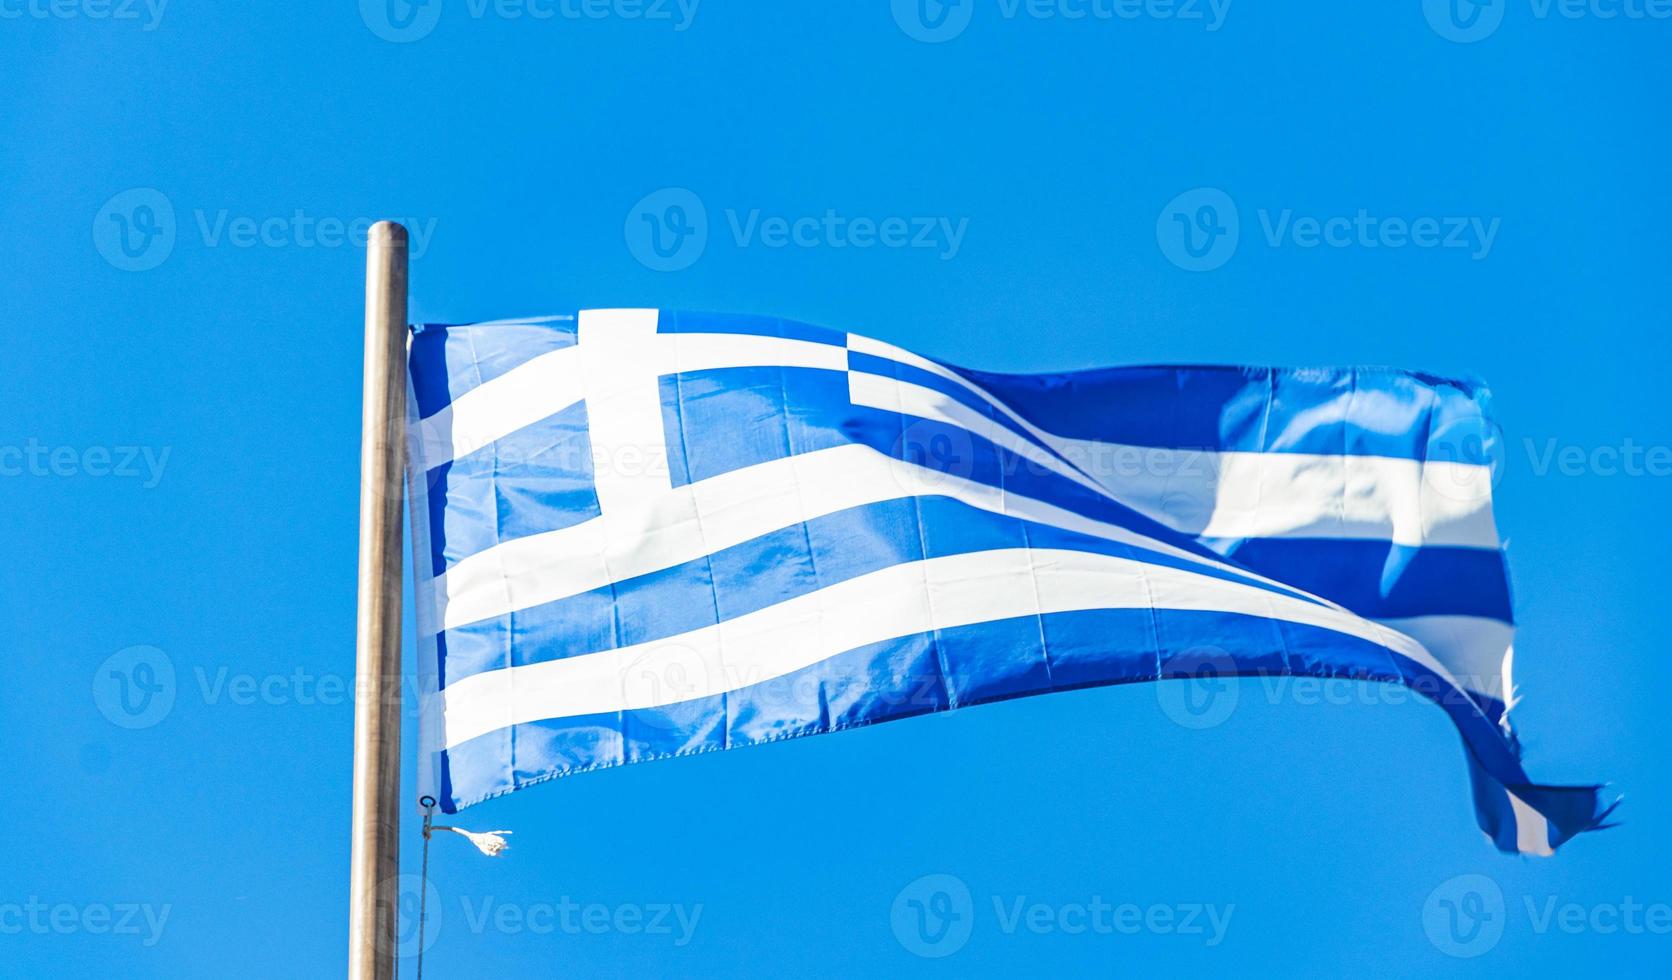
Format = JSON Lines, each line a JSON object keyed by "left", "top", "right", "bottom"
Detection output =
{"left": 430, "top": 825, "right": 513, "bottom": 858}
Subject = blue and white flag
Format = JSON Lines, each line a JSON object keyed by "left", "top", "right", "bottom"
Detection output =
{"left": 405, "top": 309, "right": 1614, "bottom": 854}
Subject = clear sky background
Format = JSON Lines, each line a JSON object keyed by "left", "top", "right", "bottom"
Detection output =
{"left": 2, "top": 2, "right": 1668, "bottom": 977}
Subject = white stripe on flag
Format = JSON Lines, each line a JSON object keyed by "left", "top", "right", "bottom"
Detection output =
{"left": 431, "top": 442, "right": 1315, "bottom": 632}
{"left": 1508, "top": 791, "right": 1555, "bottom": 856}
{"left": 579, "top": 309, "right": 675, "bottom": 516}
{"left": 439, "top": 545, "right": 1462, "bottom": 749}
{"left": 416, "top": 345, "right": 584, "bottom": 467}
{"left": 1375, "top": 615, "right": 1514, "bottom": 705}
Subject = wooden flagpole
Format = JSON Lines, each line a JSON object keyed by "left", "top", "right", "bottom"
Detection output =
{"left": 348, "top": 221, "right": 409, "bottom": 980}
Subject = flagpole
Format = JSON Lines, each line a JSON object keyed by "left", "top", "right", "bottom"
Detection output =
{"left": 349, "top": 221, "right": 409, "bottom": 980}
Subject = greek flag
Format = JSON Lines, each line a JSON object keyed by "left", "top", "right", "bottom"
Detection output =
{"left": 406, "top": 309, "right": 1614, "bottom": 854}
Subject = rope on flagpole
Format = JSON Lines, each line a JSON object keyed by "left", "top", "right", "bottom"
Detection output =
{"left": 416, "top": 794, "right": 514, "bottom": 980}
{"left": 417, "top": 797, "right": 436, "bottom": 980}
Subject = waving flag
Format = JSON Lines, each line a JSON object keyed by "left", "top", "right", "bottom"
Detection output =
{"left": 405, "top": 309, "right": 1613, "bottom": 854}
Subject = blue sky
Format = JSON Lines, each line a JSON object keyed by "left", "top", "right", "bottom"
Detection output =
{"left": 2, "top": 2, "right": 1669, "bottom": 976}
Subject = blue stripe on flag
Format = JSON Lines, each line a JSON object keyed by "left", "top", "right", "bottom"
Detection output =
{"left": 429, "top": 496, "right": 1332, "bottom": 686}
{"left": 1222, "top": 538, "right": 1514, "bottom": 623}
{"left": 435, "top": 608, "right": 1510, "bottom": 813}
{"left": 420, "top": 399, "right": 599, "bottom": 576}
{"left": 958, "top": 363, "right": 1495, "bottom": 462}
{"left": 410, "top": 316, "right": 578, "bottom": 419}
